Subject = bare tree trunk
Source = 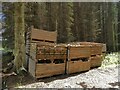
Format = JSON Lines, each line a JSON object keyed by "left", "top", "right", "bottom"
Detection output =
{"left": 14, "top": 2, "right": 25, "bottom": 73}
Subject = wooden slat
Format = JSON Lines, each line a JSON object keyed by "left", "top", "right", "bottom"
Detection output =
{"left": 79, "top": 42, "right": 103, "bottom": 55}
{"left": 69, "top": 45, "right": 91, "bottom": 59}
{"left": 90, "top": 45, "right": 102, "bottom": 55}
{"left": 35, "top": 63, "right": 65, "bottom": 78}
{"left": 31, "top": 28, "right": 57, "bottom": 42}
{"left": 67, "top": 60, "right": 90, "bottom": 74}
{"left": 90, "top": 55, "right": 103, "bottom": 68}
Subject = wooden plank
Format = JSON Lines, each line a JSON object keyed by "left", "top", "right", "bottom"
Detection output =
{"left": 79, "top": 42, "right": 103, "bottom": 55}
{"left": 29, "top": 58, "right": 36, "bottom": 77}
{"left": 31, "top": 28, "right": 57, "bottom": 42}
{"left": 35, "top": 63, "right": 65, "bottom": 78}
{"left": 90, "top": 45, "right": 102, "bottom": 55}
{"left": 67, "top": 60, "right": 90, "bottom": 74}
{"left": 90, "top": 55, "right": 103, "bottom": 68}
{"left": 69, "top": 45, "right": 91, "bottom": 59}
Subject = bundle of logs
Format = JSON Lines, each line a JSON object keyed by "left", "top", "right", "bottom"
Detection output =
{"left": 26, "top": 27, "right": 106, "bottom": 78}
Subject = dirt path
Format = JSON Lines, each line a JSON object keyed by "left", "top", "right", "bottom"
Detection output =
{"left": 18, "top": 65, "right": 120, "bottom": 88}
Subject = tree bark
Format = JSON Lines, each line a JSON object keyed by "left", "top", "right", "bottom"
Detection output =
{"left": 14, "top": 2, "right": 25, "bottom": 73}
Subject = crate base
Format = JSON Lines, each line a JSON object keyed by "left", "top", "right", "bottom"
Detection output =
{"left": 90, "top": 55, "right": 103, "bottom": 68}
{"left": 67, "top": 60, "right": 90, "bottom": 74}
{"left": 35, "top": 63, "right": 65, "bottom": 78}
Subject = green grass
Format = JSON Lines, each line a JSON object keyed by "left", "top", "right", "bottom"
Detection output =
{"left": 101, "top": 52, "right": 119, "bottom": 68}
{"left": 0, "top": 47, "right": 4, "bottom": 50}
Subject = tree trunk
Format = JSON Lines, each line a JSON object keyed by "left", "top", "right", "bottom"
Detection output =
{"left": 14, "top": 2, "right": 25, "bottom": 73}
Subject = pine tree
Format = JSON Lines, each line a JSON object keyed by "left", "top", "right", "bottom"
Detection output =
{"left": 14, "top": 2, "right": 25, "bottom": 72}
{"left": 57, "top": 2, "right": 74, "bottom": 43}
{"left": 117, "top": 2, "right": 120, "bottom": 51}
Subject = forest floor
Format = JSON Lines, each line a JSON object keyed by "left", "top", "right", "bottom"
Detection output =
{"left": 1, "top": 52, "right": 120, "bottom": 89}
{"left": 17, "top": 65, "right": 119, "bottom": 88}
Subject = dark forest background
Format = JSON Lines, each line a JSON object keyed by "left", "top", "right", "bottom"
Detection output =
{"left": 2, "top": 2, "right": 120, "bottom": 52}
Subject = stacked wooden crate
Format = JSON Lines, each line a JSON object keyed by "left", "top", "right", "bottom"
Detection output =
{"left": 26, "top": 27, "right": 106, "bottom": 78}
{"left": 66, "top": 44, "right": 91, "bottom": 74}
{"left": 35, "top": 43, "right": 67, "bottom": 78}
{"left": 26, "top": 27, "right": 60, "bottom": 78}
{"left": 28, "top": 43, "right": 67, "bottom": 78}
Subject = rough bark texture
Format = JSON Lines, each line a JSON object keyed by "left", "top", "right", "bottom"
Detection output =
{"left": 14, "top": 3, "right": 25, "bottom": 72}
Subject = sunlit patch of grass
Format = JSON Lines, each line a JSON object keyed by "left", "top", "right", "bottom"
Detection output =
{"left": 101, "top": 52, "right": 119, "bottom": 68}
{"left": 0, "top": 47, "right": 4, "bottom": 50}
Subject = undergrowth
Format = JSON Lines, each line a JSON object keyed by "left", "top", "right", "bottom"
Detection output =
{"left": 101, "top": 52, "right": 119, "bottom": 68}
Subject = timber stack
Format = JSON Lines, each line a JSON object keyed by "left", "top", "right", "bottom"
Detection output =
{"left": 26, "top": 27, "right": 106, "bottom": 78}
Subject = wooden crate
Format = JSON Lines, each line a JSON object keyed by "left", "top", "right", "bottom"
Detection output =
{"left": 66, "top": 58, "right": 90, "bottom": 74}
{"left": 68, "top": 45, "right": 91, "bottom": 59}
{"left": 28, "top": 43, "right": 67, "bottom": 78}
{"left": 90, "top": 55, "right": 103, "bottom": 68}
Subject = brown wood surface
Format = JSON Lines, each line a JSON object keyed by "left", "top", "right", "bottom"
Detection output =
{"left": 90, "top": 55, "right": 103, "bottom": 68}
{"left": 35, "top": 63, "right": 65, "bottom": 78}
{"left": 90, "top": 45, "right": 102, "bottom": 55}
{"left": 36, "top": 43, "right": 67, "bottom": 60}
{"left": 67, "top": 60, "right": 90, "bottom": 74}
{"left": 79, "top": 42, "right": 103, "bottom": 55}
{"left": 31, "top": 28, "right": 57, "bottom": 42}
{"left": 69, "top": 46, "right": 91, "bottom": 59}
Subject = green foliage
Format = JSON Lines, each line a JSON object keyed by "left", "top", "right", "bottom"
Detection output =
{"left": 57, "top": 2, "right": 74, "bottom": 43}
{"left": 101, "top": 52, "right": 119, "bottom": 67}
{"left": 117, "top": 2, "right": 120, "bottom": 51}
{"left": 2, "top": 2, "right": 119, "bottom": 52}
